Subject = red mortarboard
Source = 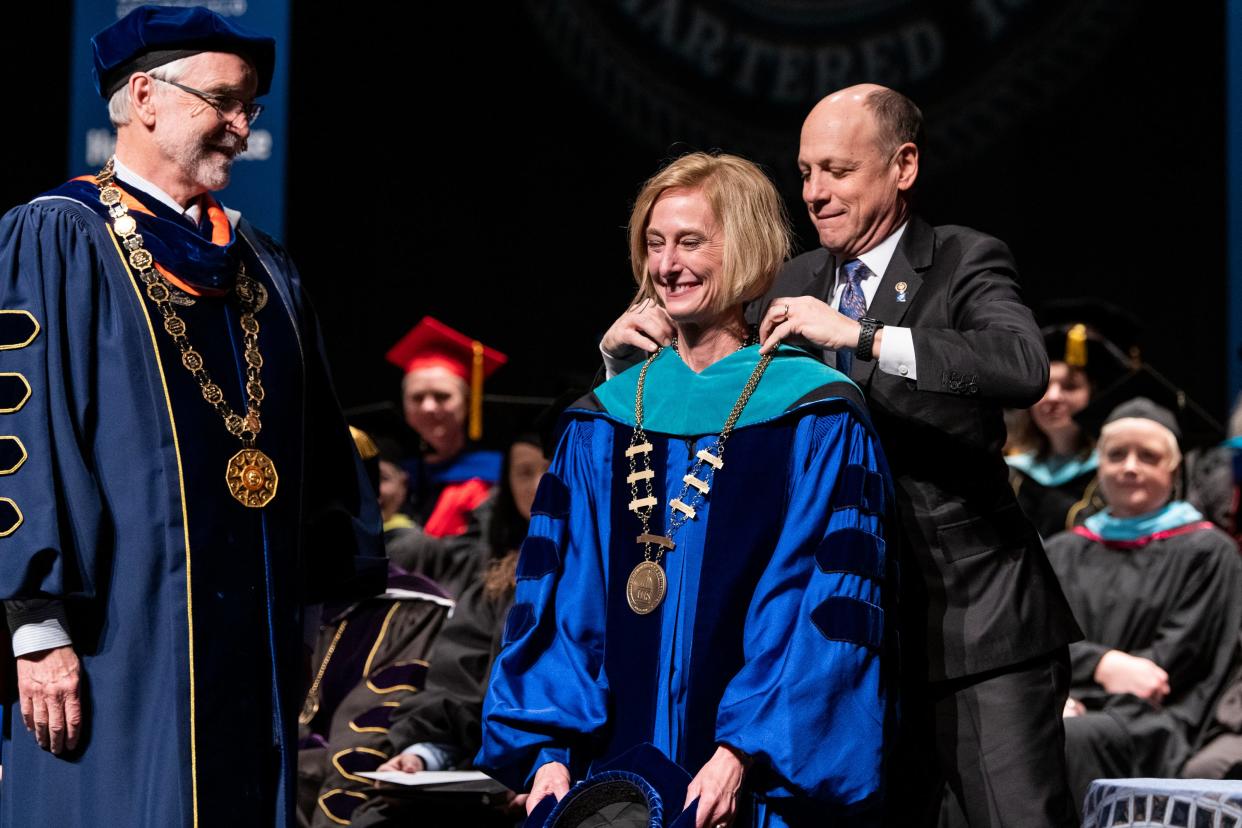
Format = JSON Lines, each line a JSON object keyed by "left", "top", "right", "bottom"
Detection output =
{"left": 386, "top": 316, "right": 507, "bottom": 380}
{"left": 385, "top": 317, "right": 508, "bottom": 440}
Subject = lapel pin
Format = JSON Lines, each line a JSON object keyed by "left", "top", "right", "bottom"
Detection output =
{"left": 895, "top": 281, "right": 908, "bottom": 303}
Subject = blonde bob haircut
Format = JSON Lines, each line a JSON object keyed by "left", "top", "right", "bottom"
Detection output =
{"left": 628, "top": 152, "right": 792, "bottom": 316}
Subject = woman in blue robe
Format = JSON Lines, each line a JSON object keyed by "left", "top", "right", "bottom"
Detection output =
{"left": 478, "top": 153, "right": 892, "bottom": 827}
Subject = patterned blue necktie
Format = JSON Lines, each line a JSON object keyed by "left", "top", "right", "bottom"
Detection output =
{"left": 836, "top": 259, "right": 870, "bottom": 375}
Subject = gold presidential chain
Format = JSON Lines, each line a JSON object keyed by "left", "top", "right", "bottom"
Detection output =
{"left": 624, "top": 340, "right": 772, "bottom": 614}
{"left": 94, "top": 158, "right": 278, "bottom": 508}
{"left": 299, "top": 618, "right": 349, "bottom": 725}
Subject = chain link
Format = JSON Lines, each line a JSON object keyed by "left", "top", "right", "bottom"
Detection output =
{"left": 626, "top": 340, "right": 773, "bottom": 565}
{"left": 299, "top": 619, "right": 349, "bottom": 724}
{"left": 94, "top": 159, "right": 267, "bottom": 449}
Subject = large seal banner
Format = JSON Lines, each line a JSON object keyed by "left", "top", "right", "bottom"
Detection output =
{"left": 523, "top": 0, "right": 1134, "bottom": 187}
{"left": 69, "top": 0, "right": 290, "bottom": 239}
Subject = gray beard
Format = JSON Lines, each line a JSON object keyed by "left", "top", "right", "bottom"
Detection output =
{"left": 156, "top": 134, "right": 244, "bottom": 193}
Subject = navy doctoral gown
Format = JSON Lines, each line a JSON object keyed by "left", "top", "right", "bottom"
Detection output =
{"left": 0, "top": 177, "right": 383, "bottom": 827}
{"left": 478, "top": 345, "right": 893, "bottom": 827}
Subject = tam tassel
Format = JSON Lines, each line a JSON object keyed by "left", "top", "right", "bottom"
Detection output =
{"left": 469, "top": 340, "right": 484, "bottom": 441}
{"left": 1065, "top": 323, "right": 1088, "bottom": 368}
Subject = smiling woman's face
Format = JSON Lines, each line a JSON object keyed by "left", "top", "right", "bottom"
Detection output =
{"left": 644, "top": 187, "right": 725, "bottom": 326}
{"left": 1030, "top": 361, "right": 1091, "bottom": 445}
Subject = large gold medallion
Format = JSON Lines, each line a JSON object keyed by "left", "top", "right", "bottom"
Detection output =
{"left": 626, "top": 560, "right": 667, "bottom": 615}
{"left": 227, "top": 448, "right": 278, "bottom": 508}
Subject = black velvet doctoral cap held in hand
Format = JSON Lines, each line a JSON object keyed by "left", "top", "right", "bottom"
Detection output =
{"left": 91, "top": 4, "right": 277, "bottom": 98}
{"left": 526, "top": 743, "right": 698, "bottom": 828}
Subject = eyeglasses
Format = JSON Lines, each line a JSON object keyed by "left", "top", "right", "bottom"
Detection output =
{"left": 154, "top": 78, "right": 263, "bottom": 127}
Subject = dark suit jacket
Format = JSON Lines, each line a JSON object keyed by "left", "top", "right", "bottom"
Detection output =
{"left": 749, "top": 215, "right": 1081, "bottom": 681}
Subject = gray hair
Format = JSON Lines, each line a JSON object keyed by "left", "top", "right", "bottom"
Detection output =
{"left": 864, "top": 88, "right": 923, "bottom": 156}
{"left": 107, "top": 55, "right": 194, "bottom": 127}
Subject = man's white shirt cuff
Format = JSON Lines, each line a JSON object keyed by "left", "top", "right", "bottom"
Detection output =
{"left": 877, "top": 326, "right": 917, "bottom": 380}
{"left": 401, "top": 742, "right": 452, "bottom": 771}
{"left": 11, "top": 617, "right": 72, "bottom": 657}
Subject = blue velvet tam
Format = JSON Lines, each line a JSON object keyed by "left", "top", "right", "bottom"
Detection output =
{"left": 91, "top": 5, "right": 276, "bottom": 99}
{"left": 527, "top": 743, "right": 698, "bottom": 828}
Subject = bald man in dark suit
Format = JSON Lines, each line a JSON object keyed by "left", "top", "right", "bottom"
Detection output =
{"left": 602, "top": 85, "right": 1082, "bottom": 827}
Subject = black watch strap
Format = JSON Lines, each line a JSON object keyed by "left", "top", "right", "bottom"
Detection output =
{"left": 855, "top": 317, "right": 885, "bottom": 362}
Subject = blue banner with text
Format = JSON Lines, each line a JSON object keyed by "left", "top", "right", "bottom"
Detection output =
{"left": 69, "top": 0, "right": 289, "bottom": 239}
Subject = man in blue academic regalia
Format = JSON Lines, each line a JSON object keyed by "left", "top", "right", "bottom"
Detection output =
{"left": 0, "top": 6, "right": 383, "bottom": 826}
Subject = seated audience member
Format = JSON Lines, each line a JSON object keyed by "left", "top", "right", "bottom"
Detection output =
{"left": 347, "top": 434, "right": 550, "bottom": 827}
{"left": 1181, "top": 396, "right": 1242, "bottom": 781}
{"left": 350, "top": 425, "right": 415, "bottom": 537}
{"left": 1182, "top": 640, "right": 1242, "bottom": 780}
{"left": 1186, "top": 393, "right": 1242, "bottom": 538}
{"left": 384, "top": 486, "right": 494, "bottom": 600}
{"left": 1006, "top": 305, "right": 1131, "bottom": 537}
{"left": 1046, "top": 397, "right": 1242, "bottom": 811}
{"left": 385, "top": 316, "right": 508, "bottom": 537}
{"left": 382, "top": 319, "right": 515, "bottom": 596}
{"left": 297, "top": 428, "right": 456, "bottom": 827}
{"left": 377, "top": 443, "right": 415, "bottom": 535}
{"left": 350, "top": 409, "right": 494, "bottom": 597}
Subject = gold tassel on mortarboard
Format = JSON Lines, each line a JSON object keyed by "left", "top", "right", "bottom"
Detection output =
{"left": 1065, "top": 324, "right": 1088, "bottom": 368}
{"left": 349, "top": 426, "right": 379, "bottom": 461}
{"left": 469, "top": 340, "right": 484, "bottom": 441}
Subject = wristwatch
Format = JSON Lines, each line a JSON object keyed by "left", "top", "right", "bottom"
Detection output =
{"left": 855, "top": 317, "right": 885, "bottom": 362}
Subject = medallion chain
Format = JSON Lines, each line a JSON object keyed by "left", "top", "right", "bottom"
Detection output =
{"left": 93, "top": 158, "right": 278, "bottom": 508}
{"left": 624, "top": 340, "right": 772, "bottom": 613}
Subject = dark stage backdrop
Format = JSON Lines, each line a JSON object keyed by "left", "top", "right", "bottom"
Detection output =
{"left": 5, "top": 0, "right": 1229, "bottom": 447}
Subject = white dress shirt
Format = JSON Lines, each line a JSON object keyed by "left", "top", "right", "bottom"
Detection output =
{"left": 829, "top": 222, "right": 918, "bottom": 380}
{"left": 113, "top": 155, "right": 203, "bottom": 224}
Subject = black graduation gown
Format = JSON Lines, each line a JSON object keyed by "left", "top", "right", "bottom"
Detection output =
{"left": 1010, "top": 466, "right": 1101, "bottom": 539}
{"left": 1046, "top": 523, "right": 1242, "bottom": 809}
{"left": 348, "top": 574, "right": 514, "bottom": 827}
{"left": 385, "top": 497, "right": 493, "bottom": 598}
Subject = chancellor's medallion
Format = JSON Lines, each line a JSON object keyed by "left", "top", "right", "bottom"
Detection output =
{"left": 227, "top": 448, "right": 278, "bottom": 507}
{"left": 626, "top": 560, "right": 666, "bottom": 615}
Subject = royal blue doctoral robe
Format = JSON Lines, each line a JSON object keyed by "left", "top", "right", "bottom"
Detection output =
{"left": 0, "top": 176, "right": 384, "bottom": 827}
{"left": 478, "top": 345, "right": 893, "bottom": 826}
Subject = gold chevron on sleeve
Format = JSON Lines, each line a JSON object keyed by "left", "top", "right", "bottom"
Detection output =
{"left": 0, "top": 374, "right": 31, "bottom": 414}
{"left": 0, "top": 310, "right": 39, "bottom": 350}
{"left": 0, "top": 498, "right": 22, "bottom": 537}
{"left": 0, "top": 436, "right": 27, "bottom": 475}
